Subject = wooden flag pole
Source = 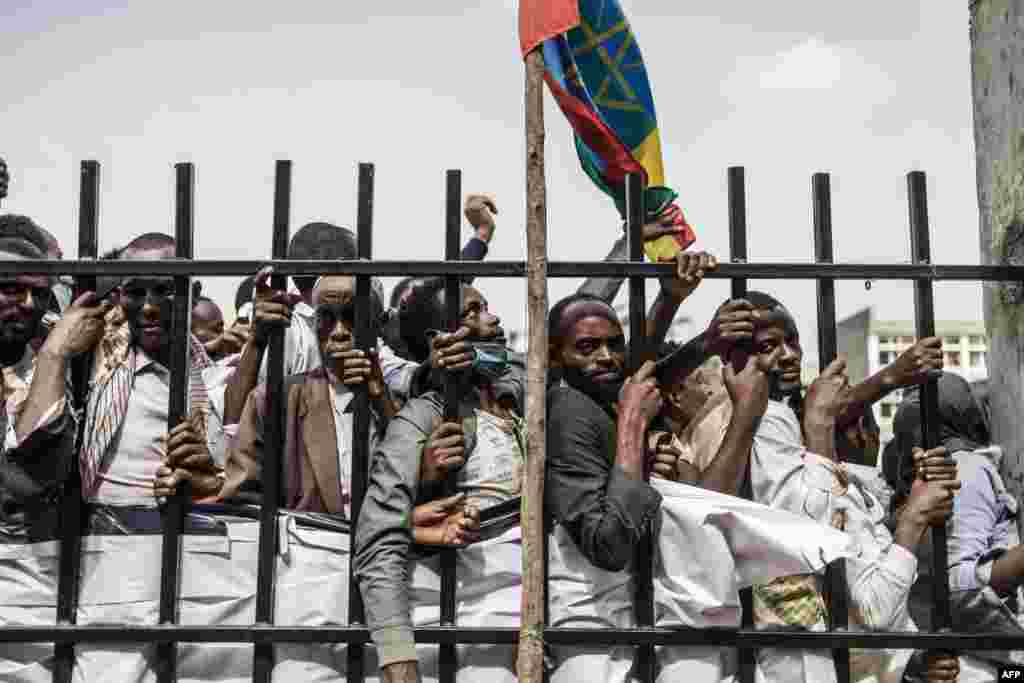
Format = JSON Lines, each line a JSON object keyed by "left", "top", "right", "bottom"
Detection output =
{"left": 517, "top": 45, "right": 548, "bottom": 683}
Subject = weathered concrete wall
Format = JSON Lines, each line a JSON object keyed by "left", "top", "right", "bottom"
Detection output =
{"left": 970, "top": 0, "right": 1024, "bottom": 516}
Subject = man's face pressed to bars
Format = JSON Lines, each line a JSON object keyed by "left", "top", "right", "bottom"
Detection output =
{"left": 457, "top": 286, "right": 503, "bottom": 342}
{"left": 752, "top": 318, "right": 803, "bottom": 396}
{"left": 191, "top": 300, "right": 224, "bottom": 346}
{"left": 552, "top": 300, "right": 626, "bottom": 405}
{"left": 313, "top": 276, "right": 357, "bottom": 372}
{"left": 0, "top": 274, "right": 51, "bottom": 354}
{"left": 119, "top": 243, "right": 177, "bottom": 359}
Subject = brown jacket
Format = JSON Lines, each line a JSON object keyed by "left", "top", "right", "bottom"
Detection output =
{"left": 224, "top": 368, "right": 378, "bottom": 515}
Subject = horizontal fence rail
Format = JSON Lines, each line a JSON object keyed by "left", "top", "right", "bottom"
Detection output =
{"left": 2, "top": 259, "right": 1023, "bottom": 280}
{"left": 0, "top": 625, "right": 1021, "bottom": 650}
{"left": 1, "top": 160, "right": 1021, "bottom": 683}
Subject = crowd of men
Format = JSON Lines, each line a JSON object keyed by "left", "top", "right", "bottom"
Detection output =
{"left": 0, "top": 156, "right": 1021, "bottom": 682}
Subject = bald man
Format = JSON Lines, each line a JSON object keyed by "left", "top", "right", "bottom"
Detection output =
{"left": 191, "top": 297, "right": 224, "bottom": 347}
{"left": 192, "top": 296, "right": 247, "bottom": 361}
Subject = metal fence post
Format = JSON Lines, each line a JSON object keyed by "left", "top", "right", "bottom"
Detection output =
{"left": 439, "top": 169, "right": 463, "bottom": 683}
{"left": 252, "top": 159, "right": 292, "bottom": 683}
{"left": 156, "top": 162, "right": 196, "bottom": 683}
{"left": 52, "top": 160, "right": 100, "bottom": 683}
{"left": 347, "top": 161, "right": 375, "bottom": 683}
{"left": 728, "top": 167, "right": 748, "bottom": 302}
{"left": 812, "top": 172, "right": 851, "bottom": 683}
{"left": 624, "top": 173, "right": 655, "bottom": 683}
{"left": 728, "top": 166, "right": 758, "bottom": 683}
{"left": 907, "top": 171, "right": 953, "bottom": 636}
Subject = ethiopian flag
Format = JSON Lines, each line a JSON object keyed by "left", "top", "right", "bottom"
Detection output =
{"left": 519, "top": 0, "right": 695, "bottom": 262}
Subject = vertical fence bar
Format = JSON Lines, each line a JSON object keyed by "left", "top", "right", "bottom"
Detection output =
{"left": 439, "top": 169, "right": 462, "bottom": 683}
{"left": 907, "top": 171, "right": 953, "bottom": 634}
{"left": 252, "top": 160, "right": 291, "bottom": 683}
{"left": 729, "top": 166, "right": 757, "bottom": 683}
{"left": 52, "top": 160, "right": 100, "bottom": 683}
{"left": 156, "top": 162, "right": 196, "bottom": 683}
{"left": 624, "top": 173, "right": 654, "bottom": 683}
{"left": 347, "top": 162, "right": 375, "bottom": 683}
{"left": 812, "top": 173, "right": 851, "bottom": 683}
{"left": 728, "top": 167, "right": 748, "bottom": 301}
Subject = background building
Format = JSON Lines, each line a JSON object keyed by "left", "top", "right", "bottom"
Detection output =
{"left": 838, "top": 307, "right": 988, "bottom": 444}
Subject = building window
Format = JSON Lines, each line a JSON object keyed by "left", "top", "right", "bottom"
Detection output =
{"left": 880, "top": 404, "right": 893, "bottom": 419}
{"left": 969, "top": 334, "right": 986, "bottom": 345}
{"left": 879, "top": 351, "right": 894, "bottom": 365}
{"left": 877, "top": 336, "right": 889, "bottom": 345}
{"left": 945, "top": 351, "right": 961, "bottom": 367}
{"left": 970, "top": 351, "right": 985, "bottom": 368}
{"left": 944, "top": 336, "right": 960, "bottom": 346}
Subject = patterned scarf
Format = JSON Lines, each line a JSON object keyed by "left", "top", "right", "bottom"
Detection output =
{"left": 78, "top": 306, "right": 213, "bottom": 497}
{"left": 753, "top": 459, "right": 849, "bottom": 628}
{"left": 0, "top": 347, "right": 35, "bottom": 455}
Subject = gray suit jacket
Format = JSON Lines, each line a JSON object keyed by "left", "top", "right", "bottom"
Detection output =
{"left": 353, "top": 354, "right": 524, "bottom": 668}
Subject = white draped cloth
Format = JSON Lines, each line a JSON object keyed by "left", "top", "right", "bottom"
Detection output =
{"left": 406, "top": 526, "right": 522, "bottom": 683}
{"left": 748, "top": 401, "right": 923, "bottom": 683}
{"left": 0, "top": 514, "right": 356, "bottom": 683}
{"left": 548, "top": 478, "right": 855, "bottom": 683}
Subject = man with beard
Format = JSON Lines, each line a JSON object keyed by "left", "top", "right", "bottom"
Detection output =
{"left": 0, "top": 233, "right": 98, "bottom": 524}
{"left": 353, "top": 246, "right": 733, "bottom": 683}
{"left": 543, "top": 292, "right": 866, "bottom": 683}
{"left": 0, "top": 215, "right": 73, "bottom": 354}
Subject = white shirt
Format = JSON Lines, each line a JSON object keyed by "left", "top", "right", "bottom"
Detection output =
{"left": 330, "top": 384, "right": 354, "bottom": 518}
{"left": 456, "top": 409, "right": 523, "bottom": 511}
{"left": 750, "top": 401, "right": 918, "bottom": 683}
{"left": 751, "top": 401, "right": 918, "bottom": 628}
{"left": 93, "top": 352, "right": 227, "bottom": 506}
{"left": 327, "top": 380, "right": 386, "bottom": 518}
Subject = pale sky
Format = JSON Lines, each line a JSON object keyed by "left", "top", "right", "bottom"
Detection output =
{"left": 1, "top": 1, "right": 983, "bottom": 364}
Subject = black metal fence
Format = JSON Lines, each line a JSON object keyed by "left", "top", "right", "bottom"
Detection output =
{"left": 0, "top": 160, "right": 1022, "bottom": 683}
